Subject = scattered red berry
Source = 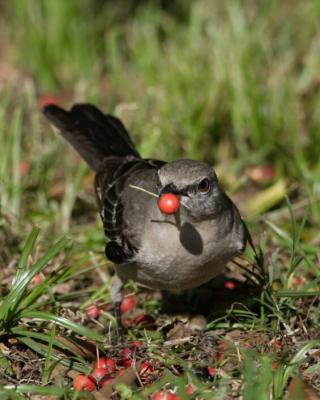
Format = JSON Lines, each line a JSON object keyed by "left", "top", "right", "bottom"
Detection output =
{"left": 86, "top": 304, "right": 101, "bottom": 319}
{"left": 33, "top": 274, "right": 42, "bottom": 284}
{"left": 217, "top": 340, "right": 228, "bottom": 351}
{"left": 73, "top": 375, "right": 96, "bottom": 391}
{"left": 120, "top": 294, "right": 137, "bottom": 313}
{"left": 151, "top": 391, "right": 181, "bottom": 400}
{"left": 38, "top": 94, "right": 61, "bottom": 110}
{"left": 215, "top": 351, "right": 223, "bottom": 362}
{"left": 224, "top": 280, "right": 235, "bottom": 290}
{"left": 90, "top": 367, "right": 109, "bottom": 384}
{"left": 293, "top": 277, "right": 304, "bottom": 286}
{"left": 185, "top": 384, "right": 194, "bottom": 395}
{"left": 247, "top": 165, "right": 275, "bottom": 184}
{"left": 123, "top": 313, "right": 156, "bottom": 328}
{"left": 139, "top": 360, "right": 154, "bottom": 376}
{"left": 130, "top": 340, "right": 142, "bottom": 348}
{"left": 96, "top": 357, "right": 116, "bottom": 372}
{"left": 274, "top": 339, "right": 283, "bottom": 350}
{"left": 158, "top": 193, "right": 180, "bottom": 215}
{"left": 19, "top": 160, "right": 29, "bottom": 176}
{"left": 120, "top": 347, "right": 133, "bottom": 367}
{"left": 208, "top": 366, "right": 216, "bottom": 377}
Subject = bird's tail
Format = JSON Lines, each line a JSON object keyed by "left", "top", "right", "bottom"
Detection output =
{"left": 43, "top": 103, "right": 140, "bottom": 171}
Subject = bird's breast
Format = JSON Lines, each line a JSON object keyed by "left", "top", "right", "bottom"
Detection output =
{"left": 115, "top": 209, "right": 243, "bottom": 291}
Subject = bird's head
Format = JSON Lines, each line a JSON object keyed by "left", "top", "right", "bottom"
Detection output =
{"left": 157, "top": 159, "right": 226, "bottom": 220}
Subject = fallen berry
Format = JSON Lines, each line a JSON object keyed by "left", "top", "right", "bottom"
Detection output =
{"left": 151, "top": 391, "right": 181, "bottom": 400}
{"left": 224, "top": 280, "right": 235, "bottom": 290}
{"left": 90, "top": 367, "right": 109, "bottom": 384}
{"left": 96, "top": 357, "right": 116, "bottom": 372}
{"left": 217, "top": 340, "right": 228, "bottom": 351}
{"left": 130, "top": 340, "right": 142, "bottom": 348}
{"left": 123, "top": 313, "right": 156, "bottom": 328}
{"left": 33, "top": 274, "right": 42, "bottom": 284}
{"left": 38, "top": 94, "right": 60, "bottom": 110}
{"left": 120, "top": 347, "right": 133, "bottom": 367}
{"left": 139, "top": 360, "right": 154, "bottom": 376}
{"left": 247, "top": 165, "right": 275, "bottom": 184}
{"left": 73, "top": 375, "right": 96, "bottom": 391}
{"left": 19, "top": 160, "right": 29, "bottom": 176}
{"left": 86, "top": 305, "right": 101, "bottom": 319}
{"left": 158, "top": 193, "right": 180, "bottom": 215}
{"left": 120, "top": 294, "right": 137, "bottom": 313}
{"left": 86, "top": 304, "right": 108, "bottom": 318}
{"left": 293, "top": 277, "right": 304, "bottom": 286}
{"left": 185, "top": 384, "right": 194, "bottom": 395}
{"left": 208, "top": 366, "right": 216, "bottom": 377}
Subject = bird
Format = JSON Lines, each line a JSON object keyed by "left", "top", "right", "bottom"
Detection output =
{"left": 43, "top": 103, "right": 248, "bottom": 311}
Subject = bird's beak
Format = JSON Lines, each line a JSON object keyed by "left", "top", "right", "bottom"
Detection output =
{"left": 159, "top": 183, "right": 189, "bottom": 197}
{"left": 159, "top": 183, "right": 180, "bottom": 196}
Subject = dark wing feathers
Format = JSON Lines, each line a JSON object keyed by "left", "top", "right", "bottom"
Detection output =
{"left": 96, "top": 159, "right": 165, "bottom": 263}
{"left": 43, "top": 103, "right": 165, "bottom": 264}
{"left": 43, "top": 103, "right": 140, "bottom": 171}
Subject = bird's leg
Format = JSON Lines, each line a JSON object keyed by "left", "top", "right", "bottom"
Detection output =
{"left": 110, "top": 274, "right": 125, "bottom": 337}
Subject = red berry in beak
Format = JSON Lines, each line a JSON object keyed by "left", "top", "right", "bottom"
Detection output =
{"left": 158, "top": 193, "right": 180, "bottom": 215}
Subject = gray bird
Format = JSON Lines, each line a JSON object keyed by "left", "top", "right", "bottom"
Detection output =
{"left": 43, "top": 103, "right": 247, "bottom": 308}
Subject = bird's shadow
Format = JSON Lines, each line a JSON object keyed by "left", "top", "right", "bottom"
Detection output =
{"left": 151, "top": 218, "right": 204, "bottom": 255}
{"left": 161, "top": 274, "right": 263, "bottom": 319}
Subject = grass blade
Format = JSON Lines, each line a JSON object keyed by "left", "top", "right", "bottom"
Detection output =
{"left": 19, "top": 310, "right": 104, "bottom": 343}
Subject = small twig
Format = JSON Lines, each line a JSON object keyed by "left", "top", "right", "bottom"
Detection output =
{"left": 128, "top": 184, "right": 158, "bottom": 198}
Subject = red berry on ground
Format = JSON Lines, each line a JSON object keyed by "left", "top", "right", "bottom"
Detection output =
{"left": 158, "top": 193, "right": 180, "bottom": 215}
{"left": 38, "top": 94, "right": 61, "bottom": 110}
{"left": 19, "top": 160, "right": 29, "bottom": 176}
{"left": 90, "top": 367, "right": 109, "bottom": 384}
{"left": 185, "top": 384, "right": 194, "bottom": 395}
{"left": 73, "top": 375, "right": 96, "bottom": 391}
{"left": 247, "top": 165, "right": 275, "bottom": 184}
{"left": 151, "top": 391, "right": 168, "bottom": 400}
{"left": 86, "top": 304, "right": 101, "bottom": 319}
{"left": 224, "top": 280, "right": 235, "bottom": 290}
{"left": 208, "top": 366, "right": 216, "bottom": 377}
{"left": 33, "top": 274, "right": 42, "bottom": 284}
{"left": 139, "top": 360, "right": 154, "bottom": 376}
{"left": 130, "top": 340, "right": 142, "bottom": 348}
{"left": 151, "top": 391, "right": 181, "bottom": 400}
{"left": 120, "top": 347, "right": 133, "bottom": 367}
{"left": 122, "top": 357, "right": 133, "bottom": 368}
{"left": 120, "top": 294, "right": 137, "bottom": 313}
{"left": 96, "top": 357, "right": 116, "bottom": 372}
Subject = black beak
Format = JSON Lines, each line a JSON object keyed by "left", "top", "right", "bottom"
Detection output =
{"left": 159, "top": 183, "right": 189, "bottom": 196}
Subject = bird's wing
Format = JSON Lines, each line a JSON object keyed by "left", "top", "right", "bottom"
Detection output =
{"left": 96, "top": 158, "right": 165, "bottom": 264}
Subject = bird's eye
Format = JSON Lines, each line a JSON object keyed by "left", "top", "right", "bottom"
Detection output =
{"left": 197, "top": 178, "right": 210, "bottom": 193}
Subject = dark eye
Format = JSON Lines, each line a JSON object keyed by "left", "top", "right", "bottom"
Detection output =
{"left": 197, "top": 178, "right": 210, "bottom": 193}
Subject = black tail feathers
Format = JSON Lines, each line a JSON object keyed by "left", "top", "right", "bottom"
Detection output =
{"left": 43, "top": 103, "right": 140, "bottom": 171}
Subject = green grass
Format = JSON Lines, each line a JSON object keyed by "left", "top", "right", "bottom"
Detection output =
{"left": 0, "top": 0, "right": 320, "bottom": 398}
